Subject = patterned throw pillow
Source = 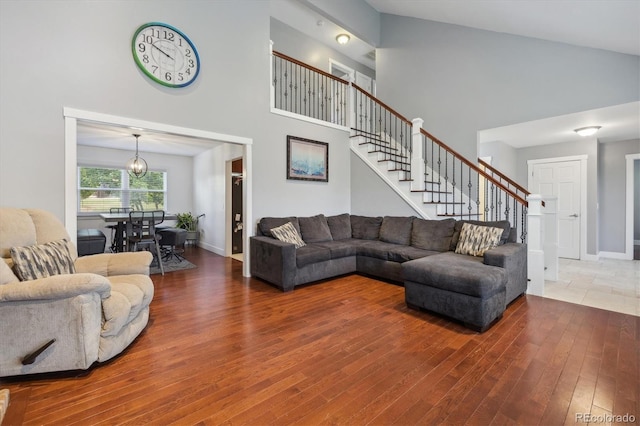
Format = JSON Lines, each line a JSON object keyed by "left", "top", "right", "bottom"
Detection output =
{"left": 455, "top": 223, "right": 504, "bottom": 257}
{"left": 10, "top": 239, "right": 76, "bottom": 281}
{"left": 270, "top": 222, "right": 306, "bottom": 248}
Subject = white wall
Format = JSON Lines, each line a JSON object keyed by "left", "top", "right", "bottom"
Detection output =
{"left": 597, "top": 139, "right": 640, "bottom": 253}
{"left": 636, "top": 160, "right": 640, "bottom": 242}
{"left": 350, "top": 153, "right": 416, "bottom": 217}
{"left": 254, "top": 114, "right": 351, "bottom": 220}
{"left": 193, "top": 143, "right": 243, "bottom": 255}
{"left": 478, "top": 141, "right": 517, "bottom": 179}
{"left": 375, "top": 14, "right": 640, "bottom": 162}
{"left": 0, "top": 1, "right": 352, "bottom": 243}
{"left": 270, "top": 18, "right": 375, "bottom": 79}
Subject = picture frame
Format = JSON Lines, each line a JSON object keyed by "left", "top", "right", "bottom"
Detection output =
{"left": 286, "top": 135, "right": 329, "bottom": 182}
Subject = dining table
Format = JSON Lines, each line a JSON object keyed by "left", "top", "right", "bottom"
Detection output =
{"left": 99, "top": 211, "right": 177, "bottom": 253}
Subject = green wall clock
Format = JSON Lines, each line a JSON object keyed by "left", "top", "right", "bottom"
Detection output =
{"left": 132, "top": 22, "right": 200, "bottom": 88}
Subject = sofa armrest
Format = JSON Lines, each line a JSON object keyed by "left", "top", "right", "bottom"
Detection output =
{"left": 483, "top": 243, "right": 527, "bottom": 303}
{"left": 249, "top": 236, "right": 296, "bottom": 291}
{"left": 0, "top": 273, "right": 111, "bottom": 302}
{"left": 483, "top": 243, "right": 525, "bottom": 268}
{"left": 74, "top": 252, "right": 152, "bottom": 277}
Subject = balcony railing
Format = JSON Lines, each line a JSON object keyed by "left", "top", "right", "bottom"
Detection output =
{"left": 272, "top": 51, "right": 350, "bottom": 127}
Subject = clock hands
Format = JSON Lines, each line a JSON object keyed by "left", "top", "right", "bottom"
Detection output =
{"left": 151, "top": 43, "right": 174, "bottom": 61}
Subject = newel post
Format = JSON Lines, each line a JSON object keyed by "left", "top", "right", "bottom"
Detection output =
{"left": 411, "top": 118, "right": 425, "bottom": 191}
{"left": 526, "top": 194, "right": 544, "bottom": 296}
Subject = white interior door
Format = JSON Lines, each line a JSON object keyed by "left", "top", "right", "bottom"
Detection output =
{"left": 355, "top": 71, "right": 374, "bottom": 95}
{"left": 530, "top": 160, "right": 581, "bottom": 259}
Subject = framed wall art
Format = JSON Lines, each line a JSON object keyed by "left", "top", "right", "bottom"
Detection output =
{"left": 286, "top": 135, "right": 329, "bottom": 182}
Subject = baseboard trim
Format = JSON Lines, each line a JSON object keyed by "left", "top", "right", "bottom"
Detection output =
{"left": 198, "top": 242, "right": 225, "bottom": 256}
{"left": 598, "top": 251, "right": 633, "bottom": 260}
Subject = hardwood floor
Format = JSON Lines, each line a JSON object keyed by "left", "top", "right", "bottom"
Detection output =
{"left": 2, "top": 247, "right": 639, "bottom": 425}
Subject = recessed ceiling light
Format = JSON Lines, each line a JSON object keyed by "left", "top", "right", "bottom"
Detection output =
{"left": 336, "top": 34, "right": 350, "bottom": 45}
{"left": 574, "top": 126, "right": 602, "bottom": 136}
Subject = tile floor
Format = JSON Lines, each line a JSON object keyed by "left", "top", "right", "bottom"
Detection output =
{"left": 544, "top": 257, "right": 640, "bottom": 316}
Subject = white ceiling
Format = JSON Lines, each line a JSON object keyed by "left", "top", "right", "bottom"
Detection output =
{"left": 77, "top": 121, "right": 222, "bottom": 156}
{"left": 478, "top": 101, "right": 640, "bottom": 148}
{"left": 270, "top": 0, "right": 376, "bottom": 69}
{"left": 365, "top": 0, "right": 640, "bottom": 56}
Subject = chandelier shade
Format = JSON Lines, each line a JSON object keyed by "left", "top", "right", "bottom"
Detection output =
{"left": 127, "top": 134, "right": 148, "bottom": 178}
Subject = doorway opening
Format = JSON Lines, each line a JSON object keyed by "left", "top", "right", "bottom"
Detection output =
{"left": 228, "top": 157, "right": 244, "bottom": 262}
{"left": 64, "top": 107, "right": 253, "bottom": 277}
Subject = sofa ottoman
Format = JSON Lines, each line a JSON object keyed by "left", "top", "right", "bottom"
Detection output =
{"left": 403, "top": 252, "right": 507, "bottom": 332}
{"left": 77, "top": 229, "right": 106, "bottom": 256}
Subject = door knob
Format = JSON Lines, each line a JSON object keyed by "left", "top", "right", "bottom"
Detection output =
{"left": 569, "top": 213, "right": 579, "bottom": 217}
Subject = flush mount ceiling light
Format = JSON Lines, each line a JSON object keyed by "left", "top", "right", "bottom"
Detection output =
{"left": 574, "top": 126, "right": 602, "bottom": 137}
{"left": 336, "top": 34, "right": 350, "bottom": 45}
{"left": 126, "top": 134, "right": 148, "bottom": 178}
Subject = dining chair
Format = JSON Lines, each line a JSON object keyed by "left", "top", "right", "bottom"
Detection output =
{"left": 108, "top": 207, "right": 133, "bottom": 253}
{"left": 126, "top": 210, "right": 165, "bottom": 275}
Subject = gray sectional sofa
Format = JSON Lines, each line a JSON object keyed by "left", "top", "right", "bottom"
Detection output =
{"left": 250, "top": 214, "right": 527, "bottom": 331}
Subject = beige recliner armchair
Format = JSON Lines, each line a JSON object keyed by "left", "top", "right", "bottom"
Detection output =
{"left": 0, "top": 208, "right": 154, "bottom": 377}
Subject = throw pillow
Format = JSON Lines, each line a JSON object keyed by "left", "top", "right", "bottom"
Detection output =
{"left": 10, "top": 239, "right": 76, "bottom": 281}
{"left": 298, "top": 214, "right": 333, "bottom": 243}
{"left": 326, "top": 213, "right": 352, "bottom": 240}
{"left": 379, "top": 216, "right": 414, "bottom": 245}
{"left": 411, "top": 218, "right": 455, "bottom": 252}
{"left": 350, "top": 215, "right": 383, "bottom": 240}
{"left": 270, "top": 222, "right": 306, "bottom": 248}
{"left": 450, "top": 220, "right": 511, "bottom": 251}
{"left": 455, "top": 223, "right": 503, "bottom": 257}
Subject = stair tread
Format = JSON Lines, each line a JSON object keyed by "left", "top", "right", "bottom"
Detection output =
{"left": 437, "top": 213, "right": 482, "bottom": 217}
{"left": 379, "top": 160, "right": 410, "bottom": 165}
{"left": 368, "top": 150, "right": 408, "bottom": 159}
{"left": 411, "top": 190, "right": 452, "bottom": 194}
{"left": 424, "top": 200, "right": 467, "bottom": 204}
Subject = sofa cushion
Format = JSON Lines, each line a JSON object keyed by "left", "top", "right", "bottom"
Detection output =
{"left": 298, "top": 214, "right": 333, "bottom": 243}
{"left": 314, "top": 240, "right": 358, "bottom": 259}
{"left": 296, "top": 245, "right": 331, "bottom": 267}
{"left": 350, "top": 215, "right": 383, "bottom": 240}
{"left": 326, "top": 213, "right": 352, "bottom": 240}
{"left": 411, "top": 218, "right": 455, "bottom": 252}
{"left": 387, "top": 246, "right": 439, "bottom": 263}
{"left": 403, "top": 253, "right": 506, "bottom": 298}
{"left": 455, "top": 223, "right": 504, "bottom": 257}
{"left": 450, "top": 220, "right": 511, "bottom": 250}
{"left": 10, "top": 239, "right": 76, "bottom": 281}
{"left": 259, "top": 217, "right": 301, "bottom": 238}
{"left": 356, "top": 240, "right": 400, "bottom": 260}
{"left": 379, "top": 216, "right": 414, "bottom": 245}
{"left": 270, "top": 222, "right": 306, "bottom": 248}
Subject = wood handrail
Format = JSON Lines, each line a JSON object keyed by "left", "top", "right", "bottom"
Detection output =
{"left": 273, "top": 50, "right": 350, "bottom": 85}
{"left": 478, "top": 158, "right": 528, "bottom": 195}
{"left": 420, "top": 128, "right": 529, "bottom": 207}
{"left": 352, "top": 83, "right": 413, "bottom": 126}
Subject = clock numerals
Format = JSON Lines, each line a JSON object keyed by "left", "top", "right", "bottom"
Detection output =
{"left": 132, "top": 22, "right": 200, "bottom": 88}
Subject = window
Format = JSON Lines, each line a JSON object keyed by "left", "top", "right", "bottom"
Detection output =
{"left": 78, "top": 166, "right": 166, "bottom": 213}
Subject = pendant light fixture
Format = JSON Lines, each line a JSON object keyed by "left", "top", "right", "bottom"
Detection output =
{"left": 126, "top": 134, "right": 148, "bottom": 178}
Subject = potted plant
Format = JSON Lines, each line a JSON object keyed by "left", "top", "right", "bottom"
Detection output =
{"left": 175, "top": 212, "right": 200, "bottom": 244}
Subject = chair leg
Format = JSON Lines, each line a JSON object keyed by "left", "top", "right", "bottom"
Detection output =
{"left": 154, "top": 241, "right": 164, "bottom": 275}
